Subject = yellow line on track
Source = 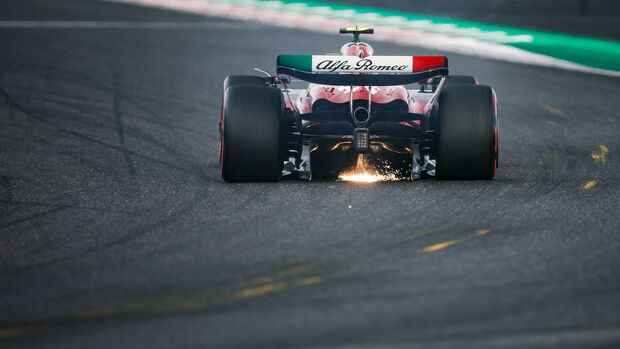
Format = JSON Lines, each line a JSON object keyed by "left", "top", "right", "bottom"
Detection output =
{"left": 419, "top": 239, "right": 459, "bottom": 252}
{"left": 419, "top": 229, "right": 491, "bottom": 253}
{"left": 234, "top": 282, "right": 288, "bottom": 298}
{"left": 579, "top": 181, "right": 597, "bottom": 190}
{"left": 295, "top": 276, "right": 324, "bottom": 286}
{"left": 591, "top": 145, "right": 609, "bottom": 164}
{"left": 542, "top": 105, "right": 567, "bottom": 118}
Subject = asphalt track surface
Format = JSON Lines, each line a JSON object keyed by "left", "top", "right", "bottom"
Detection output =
{"left": 1, "top": 1, "right": 619, "bottom": 348}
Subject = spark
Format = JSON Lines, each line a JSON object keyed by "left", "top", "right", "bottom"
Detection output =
{"left": 338, "top": 154, "right": 399, "bottom": 182}
{"left": 339, "top": 173, "right": 385, "bottom": 182}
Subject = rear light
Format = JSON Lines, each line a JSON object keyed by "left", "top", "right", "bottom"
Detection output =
{"left": 354, "top": 128, "right": 369, "bottom": 152}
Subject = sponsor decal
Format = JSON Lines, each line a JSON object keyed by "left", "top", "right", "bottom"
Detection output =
{"left": 311, "top": 56, "right": 411, "bottom": 73}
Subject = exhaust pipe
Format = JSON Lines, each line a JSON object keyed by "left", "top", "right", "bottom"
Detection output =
{"left": 353, "top": 107, "right": 370, "bottom": 124}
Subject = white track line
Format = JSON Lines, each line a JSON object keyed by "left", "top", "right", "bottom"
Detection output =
{"left": 0, "top": 20, "right": 260, "bottom": 29}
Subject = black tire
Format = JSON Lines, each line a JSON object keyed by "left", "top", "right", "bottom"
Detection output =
{"left": 219, "top": 75, "right": 268, "bottom": 173}
{"left": 445, "top": 75, "right": 477, "bottom": 86}
{"left": 223, "top": 75, "right": 266, "bottom": 90}
{"left": 220, "top": 85, "right": 284, "bottom": 182}
{"left": 436, "top": 85, "right": 498, "bottom": 180}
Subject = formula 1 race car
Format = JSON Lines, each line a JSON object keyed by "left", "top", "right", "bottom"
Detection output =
{"left": 220, "top": 27, "right": 498, "bottom": 182}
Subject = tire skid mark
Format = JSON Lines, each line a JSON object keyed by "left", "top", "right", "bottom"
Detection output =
{"left": 0, "top": 203, "right": 79, "bottom": 229}
{"left": 112, "top": 69, "right": 137, "bottom": 178}
{"left": 119, "top": 122, "right": 211, "bottom": 180}
{"left": 0, "top": 174, "right": 13, "bottom": 207}
{"left": 55, "top": 149, "right": 128, "bottom": 184}
{"left": 64, "top": 185, "right": 268, "bottom": 271}
{"left": 100, "top": 67, "right": 210, "bottom": 177}
{"left": 115, "top": 94, "right": 214, "bottom": 180}
{"left": 44, "top": 41, "right": 76, "bottom": 92}
{"left": 0, "top": 191, "right": 208, "bottom": 274}
{"left": 119, "top": 93, "right": 211, "bottom": 138}
{"left": 0, "top": 204, "right": 80, "bottom": 261}
{"left": 0, "top": 131, "right": 81, "bottom": 150}
{"left": 28, "top": 94, "right": 117, "bottom": 129}
{"left": 3, "top": 155, "right": 213, "bottom": 273}
{"left": 58, "top": 128, "right": 210, "bottom": 181}
{"left": 2, "top": 49, "right": 212, "bottom": 183}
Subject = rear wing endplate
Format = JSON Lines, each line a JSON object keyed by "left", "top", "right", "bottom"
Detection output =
{"left": 277, "top": 55, "right": 448, "bottom": 86}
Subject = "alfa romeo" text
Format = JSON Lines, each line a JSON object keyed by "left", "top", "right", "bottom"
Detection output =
{"left": 315, "top": 59, "right": 408, "bottom": 72}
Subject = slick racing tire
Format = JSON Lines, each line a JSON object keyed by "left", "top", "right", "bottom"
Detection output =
{"left": 444, "top": 75, "right": 477, "bottom": 86}
{"left": 223, "top": 75, "right": 267, "bottom": 89}
{"left": 220, "top": 85, "right": 285, "bottom": 182}
{"left": 436, "top": 85, "right": 498, "bottom": 180}
{"left": 219, "top": 75, "right": 268, "bottom": 176}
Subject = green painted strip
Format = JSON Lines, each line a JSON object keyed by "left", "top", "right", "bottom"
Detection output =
{"left": 510, "top": 34, "right": 620, "bottom": 72}
{"left": 239, "top": 0, "right": 620, "bottom": 72}
{"left": 278, "top": 54, "right": 312, "bottom": 71}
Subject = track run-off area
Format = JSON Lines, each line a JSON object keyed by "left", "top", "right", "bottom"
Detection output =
{"left": 0, "top": 0, "right": 619, "bottom": 348}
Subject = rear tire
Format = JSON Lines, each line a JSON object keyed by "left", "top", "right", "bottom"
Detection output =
{"left": 220, "top": 85, "right": 284, "bottom": 182}
{"left": 436, "top": 85, "right": 498, "bottom": 180}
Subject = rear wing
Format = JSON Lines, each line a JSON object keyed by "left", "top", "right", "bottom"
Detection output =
{"left": 277, "top": 55, "right": 448, "bottom": 86}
